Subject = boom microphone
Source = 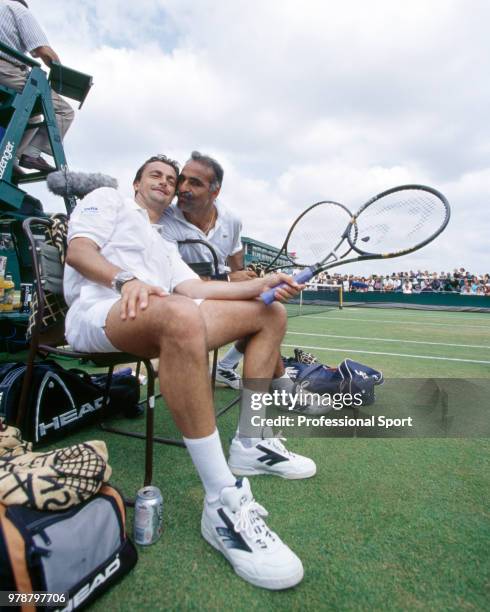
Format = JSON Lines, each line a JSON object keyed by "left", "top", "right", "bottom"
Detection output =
{"left": 47, "top": 170, "right": 118, "bottom": 199}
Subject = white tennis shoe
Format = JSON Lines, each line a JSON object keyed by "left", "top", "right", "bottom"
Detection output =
{"left": 201, "top": 477, "right": 304, "bottom": 590}
{"left": 215, "top": 366, "right": 241, "bottom": 390}
{"left": 228, "top": 436, "right": 316, "bottom": 479}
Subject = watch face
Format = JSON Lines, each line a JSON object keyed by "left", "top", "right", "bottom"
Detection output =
{"left": 119, "top": 272, "right": 136, "bottom": 283}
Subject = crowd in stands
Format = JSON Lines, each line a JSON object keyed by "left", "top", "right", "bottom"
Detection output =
{"left": 313, "top": 268, "right": 490, "bottom": 296}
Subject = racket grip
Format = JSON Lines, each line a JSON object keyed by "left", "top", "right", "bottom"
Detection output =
{"left": 260, "top": 268, "right": 315, "bottom": 305}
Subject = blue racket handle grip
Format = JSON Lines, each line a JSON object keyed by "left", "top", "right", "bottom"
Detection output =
{"left": 260, "top": 268, "right": 315, "bottom": 305}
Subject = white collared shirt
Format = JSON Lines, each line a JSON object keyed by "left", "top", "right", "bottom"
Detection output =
{"left": 157, "top": 201, "right": 242, "bottom": 274}
{"left": 64, "top": 187, "right": 198, "bottom": 309}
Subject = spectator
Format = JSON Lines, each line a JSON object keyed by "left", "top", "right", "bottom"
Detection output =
{"left": 384, "top": 276, "right": 394, "bottom": 292}
{"left": 430, "top": 273, "right": 442, "bottom": 292}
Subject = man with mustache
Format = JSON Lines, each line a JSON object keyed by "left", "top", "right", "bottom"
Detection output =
{"left": 159, "top": 151, "right": 319, "bottom": 480}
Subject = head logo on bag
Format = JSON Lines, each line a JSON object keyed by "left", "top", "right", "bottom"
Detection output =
{"left": 0, "top": 361, "right": 140, "bottom": 444}
{"left": 36, "top": 370, "right": 105, "bottom": 441}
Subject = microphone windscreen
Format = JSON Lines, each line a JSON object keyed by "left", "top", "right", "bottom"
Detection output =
{"left": 47, "top": 171, "right": 118, "bottom": 198}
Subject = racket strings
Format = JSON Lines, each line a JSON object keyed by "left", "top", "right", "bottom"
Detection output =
{"left": 287, "top": 203, "right": 352, "bottom": 265}
{"left": 356, "top": 191, "right": 446, "bottom": 253}
{"left": 289, "top": 227, "right": 339, "bottom": 263}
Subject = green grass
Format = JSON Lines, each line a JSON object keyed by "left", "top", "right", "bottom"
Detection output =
{"left": 5, "top": 306, "right": 490, "bottom": 610}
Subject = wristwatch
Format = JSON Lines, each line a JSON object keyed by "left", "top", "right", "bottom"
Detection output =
{"left": 111, "top": 271, "right": 137, "bottom": 294}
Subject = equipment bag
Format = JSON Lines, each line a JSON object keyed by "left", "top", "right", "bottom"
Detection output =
{"left": 0, "top": 361, "right": 140, "bottom": 444}
{"left": 283, "top": 350, "right": 384, "bottom": 406}
{"left": 0, "top": 484, "right": 137, "bottom": 611}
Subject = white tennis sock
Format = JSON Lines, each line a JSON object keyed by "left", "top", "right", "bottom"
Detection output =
{"left": 183, "top": 429, "right": 236, "bottom": 502}
{"left": 271, "top": 372, "right": 295, "bottom": 392}
{"left": 218, "top": 345, "right": 243, "bottom": 370}
{"left": 236, "top": 387, "right": 269, "bottom": 447}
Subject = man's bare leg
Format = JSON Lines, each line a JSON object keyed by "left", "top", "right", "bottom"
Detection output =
{"left": 217, "top": 337, "right": 285, "bottom": 390}
{"left": 105, "top": 293, "right": 304, "bottom": 588}
{"left": 105, "top": 295, "right": 287, "bottom": 436}
{"left": 104, "top": 293, "right": 285, "bottom": 506}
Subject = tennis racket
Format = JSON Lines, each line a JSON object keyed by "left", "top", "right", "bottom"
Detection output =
{"left": 261, "top": 184, "right": 450, "bottom": 304}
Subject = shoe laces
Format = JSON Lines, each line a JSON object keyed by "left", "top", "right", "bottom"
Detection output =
{"left": 233, "top": 499, "right": 276, "bottom": 547}
{"left": 264, "top": 431, "right": 296, "bottom": 458}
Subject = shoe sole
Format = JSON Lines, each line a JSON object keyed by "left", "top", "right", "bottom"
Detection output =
{"left": 228, "top": 464, "right": 316, "bottom": 479}
{"left": 214, "top": 376, "right": 241, "bottom": 390}
{"left": 201, "top": 520, "right": 304, "bottom": 590}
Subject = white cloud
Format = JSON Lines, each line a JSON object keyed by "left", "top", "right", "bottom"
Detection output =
{"left": 24, "top": 0, "right": 490, "bottom": 273}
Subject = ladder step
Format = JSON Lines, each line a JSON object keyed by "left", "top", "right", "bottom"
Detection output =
{"left": 15, "top": 171, "right": 50, "bottom": 185}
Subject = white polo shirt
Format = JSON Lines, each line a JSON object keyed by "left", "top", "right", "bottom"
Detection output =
{"left": 157, "top": 201, "right": 242, "bottom": 273}
{"left": 64, "top": 187, "right": 198, "bottom": 351}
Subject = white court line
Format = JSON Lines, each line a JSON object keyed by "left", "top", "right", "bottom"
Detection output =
{"left": 302, "top": 315, "right": 490, "bottom": 330}
{"left": 281, "top": 344, "right": 490, "bottom": 365}
{"left": 344, "top": 307, "right": 490, "bottom": 320}
{"left": 286, "top": 331, "right": 490, "bottom": 350}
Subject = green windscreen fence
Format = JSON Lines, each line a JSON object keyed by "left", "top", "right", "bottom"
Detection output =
{"left": 288, "top": 287, "right": 490, "bottom": 315}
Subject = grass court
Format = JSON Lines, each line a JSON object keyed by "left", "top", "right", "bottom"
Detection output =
{"left": 37, "top": 306, "right": 489, "bottom": 610}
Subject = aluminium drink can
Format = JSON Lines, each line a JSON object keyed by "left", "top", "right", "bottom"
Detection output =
{"left": 133, "top": 485, "right": 163, "bottom": 545}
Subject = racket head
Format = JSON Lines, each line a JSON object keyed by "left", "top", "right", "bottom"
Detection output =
{"left": 280, "top": 200, "right": 356, "bottom": 269}
{"left": 347, "top": 184, "right": 450, "bottom": 257}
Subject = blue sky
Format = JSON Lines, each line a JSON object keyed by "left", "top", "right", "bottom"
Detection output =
{"left": 27, "top": 0, "right": 490, "bottom": 275}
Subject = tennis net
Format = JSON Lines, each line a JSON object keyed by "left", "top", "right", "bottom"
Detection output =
{"left": 286, "top": 283, "right": 343, "bottom": 318}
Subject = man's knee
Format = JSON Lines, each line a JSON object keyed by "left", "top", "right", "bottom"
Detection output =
{"left": 265, "top": 301, "right": 288, "bottom": 331}
{"left": 59, "top": 103, "right": 75, "bottom": 127}
{"left": 52, "top": 91, "right": 75, "bottom": 124}
{"left": 151, "top": 297, "right": 205, "bottom": 342}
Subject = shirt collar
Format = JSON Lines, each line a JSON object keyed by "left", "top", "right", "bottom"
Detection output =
{"left": 170, "top": 201, "right": 222, "bottom": 235}
{"left": 130, "top": 197, "right": 164, "bottom": 224}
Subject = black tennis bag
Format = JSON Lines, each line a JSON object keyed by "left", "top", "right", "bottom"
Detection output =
{"left": 0, "top": 485, "right": 137, "bottom": 611}
{"left": 283, "top": 349, "right": 384, "bottom": 406}
{"left": 0, "top": 361, "right": 140, "bottom": 445}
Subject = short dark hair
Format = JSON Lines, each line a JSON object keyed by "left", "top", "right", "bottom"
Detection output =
{"left": 11, "top": 0, "right": 29, "bottom": 8}
{"left": 188, "top": 151, "right": 224, "bottom": 191}
{"left": 133, "top": 154, "right": 180, "bottom": 185}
